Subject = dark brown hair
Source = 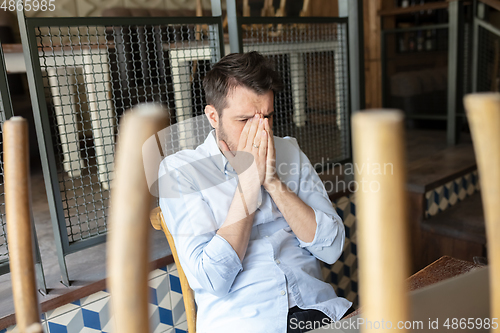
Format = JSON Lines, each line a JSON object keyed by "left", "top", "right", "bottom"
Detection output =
{"left": 203, "top": 52, "right": 283, "bottom": 116}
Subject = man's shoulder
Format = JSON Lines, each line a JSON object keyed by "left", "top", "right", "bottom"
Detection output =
{"left": 162, "top": 148, "right": 203, "bottom": 168}
{"left": 274, "top": 136, "right": 302, "bottom": 158}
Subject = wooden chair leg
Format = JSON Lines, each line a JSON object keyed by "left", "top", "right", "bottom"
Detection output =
{"left": 4, "top": 117, "right": 42, "bottom": 333}
{"left": 464, "top": 93, "right": 500, "bottom": 326}
{"left": 107, "top": 105, "right": 169, "bottom": 333}
{"left": 352, "top": 110, "right": 411, "bottom": 332}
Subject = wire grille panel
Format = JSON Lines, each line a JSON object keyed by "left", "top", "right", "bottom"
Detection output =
{"left": 476, "top": 23, "right": 500, "bottom": 92}
{"left": 240, "top": 20, "right": 350, "bottom": 166}
{"left": 29, "top": 18, "right": 222, "bottom": 245}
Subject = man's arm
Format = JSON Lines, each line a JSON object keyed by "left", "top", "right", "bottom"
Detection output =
{"left": 265, "top": 178, "right": 317, "bottom": 243}
{"left": 263, "top": 119, "right": 345, "bottom": 264}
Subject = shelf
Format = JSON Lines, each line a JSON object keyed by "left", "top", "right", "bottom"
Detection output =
{"left": 379, "top": 2, "right": 449, "bottom": 16}
{"left": 480, "top": 0, "right": 500, "bottom": 12}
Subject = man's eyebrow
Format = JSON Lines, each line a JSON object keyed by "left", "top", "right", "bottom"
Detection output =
{"left": 235, "top": 111, "right": 274, "bottom": 119}
{"left": 235, "top": 114, "right": 254, "bottom": 119}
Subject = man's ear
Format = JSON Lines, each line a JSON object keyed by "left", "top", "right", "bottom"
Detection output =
{"left": 205, "top": 105, "right": 219, "bottom": 129}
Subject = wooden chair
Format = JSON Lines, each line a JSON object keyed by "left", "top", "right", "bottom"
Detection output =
{"left": 464, "top": 93, "right": 500, "bottom": 324}
{"left": 107, "top": 105, "right": 169, "bottom": 333}
{"left": 150, "top": 207, "right": 197, "bottom": 333}
{"left": 4, "top": 117, "right": 43, "bottom": 333}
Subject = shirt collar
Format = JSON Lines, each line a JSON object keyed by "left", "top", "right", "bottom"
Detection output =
{"left": 203, "top": 130, "right": 233, "bottom": 174}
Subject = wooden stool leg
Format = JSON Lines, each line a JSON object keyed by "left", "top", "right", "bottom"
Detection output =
{"left": 352, "top": 110, "right": 410, "bottom": 332}
{"left": 4, "top": 117, "right": 42, "bottom": 333}
{"left": 464, "top": 93, "right": 500, "bottom": 329}
{"left": 107, "top": 105, "right": 169, "bottom": 333}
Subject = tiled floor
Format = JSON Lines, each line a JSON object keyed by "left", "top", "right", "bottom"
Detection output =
{"left": 0, "top": 263, "right": 187, "bottom": 333}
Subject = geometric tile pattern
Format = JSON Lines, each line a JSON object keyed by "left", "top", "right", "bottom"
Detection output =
{"left": 321, "top": 193, "right": 358, "bottom": 309}
{"left": 0, "top": 263, "right": 186, "bottom": 333}
{"left": 425, "top": 170, "right": 480, "bottom": 219}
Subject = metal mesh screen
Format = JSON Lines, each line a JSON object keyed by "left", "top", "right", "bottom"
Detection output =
{"left": 241, "top": 21, "right": 350, "bottom": 166}
{"left": 383, "top": 26, "right": 449, "bottom": 120}
{"left": 30, "top": 19, "right": 222, "bottom": 245}
{"left": 476, "top": 23, "right": 500, "bottom": 92}
{"left": 0, "top": 95, "right": 8, "bottom": 264}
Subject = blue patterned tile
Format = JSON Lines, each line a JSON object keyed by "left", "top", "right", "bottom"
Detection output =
{"left": 425, "top": 171, "right": 480, "bottom": 218}
{"left": 82, "top": 308, "right": 101, "bottom": 331}
{"left": 159, "top": 308, "right": 173, "bottom": 326}
{"left": 150, "top": 286, "right": 159, "bottom": 305}
{"left": 48, "top": 322, "right": 68, "bottom": 333}
{"left": 169, "top": 275, "right": 182, "bottom": 294}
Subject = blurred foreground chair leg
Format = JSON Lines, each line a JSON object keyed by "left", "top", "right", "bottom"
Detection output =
{"left": 107, "top": 105, "right": 169, "bottom": 333}
{"left": 352, "top": 110, "right": 411, "bottom": 333}
{"left": 464, "top": 93, "right": 500, "bottom": 329}
{"left": 4, "top": 117, "right": 42, "bottom": 333}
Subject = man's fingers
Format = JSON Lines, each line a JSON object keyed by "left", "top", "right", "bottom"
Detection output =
{"left": 259, "top": 130, "right": 268, "bottom": 156}
{"left": 246, "top": 114, "right": 260, "bottom": 149}
{"left": 238, "top": 117, "right": 252, "bottom": 151}
{"left": 253, "top": 116, "right": 265, "bottom": 149}
{"left": 267, "top": 128, "right": 273, "bottom": 158}
{"left": 264, "top": 118, "right": 274, "bottom": 157}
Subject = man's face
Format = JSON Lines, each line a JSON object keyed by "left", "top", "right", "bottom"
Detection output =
{"left": 215, "top": 86, "right": 274, "bottom": 152}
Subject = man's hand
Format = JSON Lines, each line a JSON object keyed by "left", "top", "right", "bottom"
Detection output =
{"left": 219, "top": 114, "right": 268, "bottom": 187}
{"left": 263, "top": 118, "right": 280, "bottom": 190}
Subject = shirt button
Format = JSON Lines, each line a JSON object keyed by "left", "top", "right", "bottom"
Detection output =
{"left": 280, "top": 290, "right": 286, "bottom": 296}
{"left": 275, "top": 259, "right": 280, "bottom": 264}
{"left": 264, "top": 236, "right": 269, "bottom": 238}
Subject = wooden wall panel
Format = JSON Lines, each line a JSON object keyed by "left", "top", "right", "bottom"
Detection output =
{"left": 363, "top": 0, "right": 383, "bottom": 109}
{"left": 309, "top": 0, "right": 339, "bottom": 17}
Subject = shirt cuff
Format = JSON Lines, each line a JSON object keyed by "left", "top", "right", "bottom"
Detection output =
{"left": 203, "top": 234, "right": 243, "bottom": 281}
{"left": 296, "top": 207, "right": 340, "bottom": 249}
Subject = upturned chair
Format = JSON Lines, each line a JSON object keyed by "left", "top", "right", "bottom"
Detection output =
{"left": 150, "top": 207, "right": 197, "bottom": 333}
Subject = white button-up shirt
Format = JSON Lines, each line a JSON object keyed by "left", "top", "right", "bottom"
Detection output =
{"left": 159, "top": 130, "right": 351, "bottom": 333}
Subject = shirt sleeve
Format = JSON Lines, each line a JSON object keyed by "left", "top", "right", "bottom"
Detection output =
{"left": 158, "top": 159, "right": 243, "bottom": 298}
{"left": 287, "top": 140, "right": 346, "bottom": 265}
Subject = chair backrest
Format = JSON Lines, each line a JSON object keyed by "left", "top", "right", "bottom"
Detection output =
{"left": 150, "top": 206, "right": 196, "bottom": 333}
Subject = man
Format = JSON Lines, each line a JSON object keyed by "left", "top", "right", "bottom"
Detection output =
{"left": 159, "top": 52, "right": 351, "bottom": 333}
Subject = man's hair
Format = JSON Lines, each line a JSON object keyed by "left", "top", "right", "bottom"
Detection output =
{"left": 203, "top": 52, "right": 283, "bottom": 116}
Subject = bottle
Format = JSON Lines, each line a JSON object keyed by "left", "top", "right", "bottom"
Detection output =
{"left": 409, "top": 32, "right": 416, "bottom": 51}
{"left": 417, "top": 31, "right": 424, "bottom": 51}
{"left": 399, "top": 34, "right": 406, "bottom": 52}
{"left": 425, "top": 29, "right": 433, "bottom": 50}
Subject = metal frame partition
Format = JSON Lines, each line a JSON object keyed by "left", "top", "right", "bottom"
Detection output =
{"left": 18, "top": 11, "right": 225, "bottom": 285}
{"left": 222, "top": 0, "right": 364, "bottom": 171}
{"left": 0, "top": 41, "right": 46, "bottom": 293}
{"left": 471, "top": 0, "right": 500, "bottom": 93}
{"left": 380, "top": 0, "right": 469, "bottom": 145}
